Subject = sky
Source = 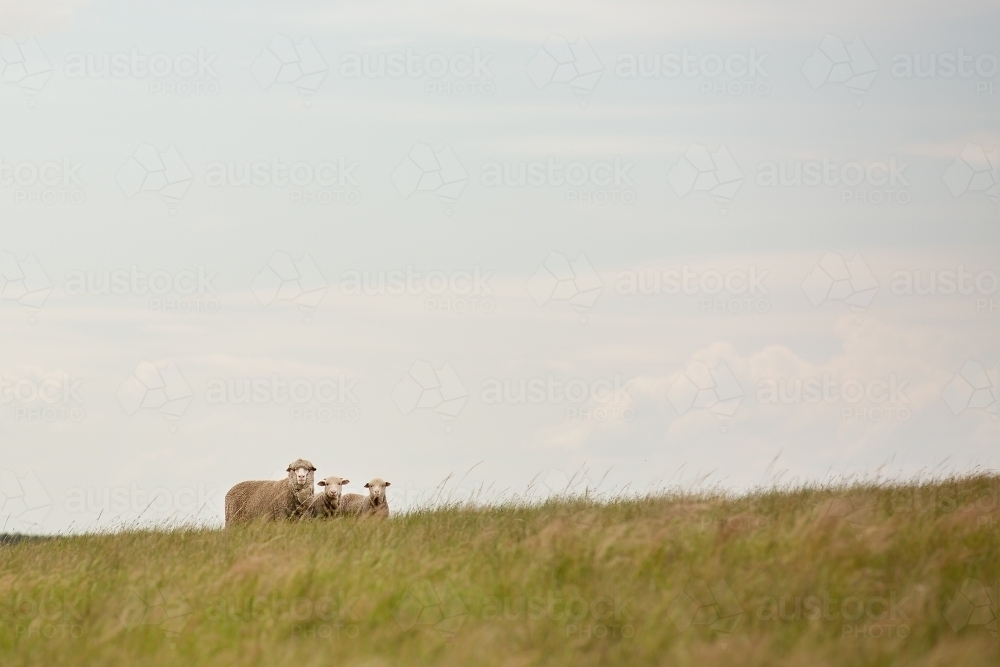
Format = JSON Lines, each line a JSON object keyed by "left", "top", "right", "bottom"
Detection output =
{"left": 0, "top": 0, "right": 997, "bottom": 534}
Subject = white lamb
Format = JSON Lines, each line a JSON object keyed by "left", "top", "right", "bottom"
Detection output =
{"left": 308, "top": 476, "right": 350, "bottom": 518}
{"left": 340, "top": 478, "right": 390, "bottom": 517}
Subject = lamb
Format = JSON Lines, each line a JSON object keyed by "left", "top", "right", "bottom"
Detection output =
{"left": 225, "top": 458, "right": 317, "bottom": 525}
{"left": 340, "top": 477, "right": 391, "bottom": 517}
{"left": 308, "top": 476, "right": 350, "bottom": 518}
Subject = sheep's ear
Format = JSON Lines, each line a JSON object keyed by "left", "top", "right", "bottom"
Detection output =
{"left": 384, "top": 482, "right": 391, "bottom": 487}
{"left": 364, "top": 483, "right": 370, "bottom": 488}
{"left": 310, "top": 467, "right": 316, "bottom": 471}
{"left": 341, "top": 480, "right": 350, "bottom": 485}
{"left": 318, "top": 480, "right": 327, "bottom": 486}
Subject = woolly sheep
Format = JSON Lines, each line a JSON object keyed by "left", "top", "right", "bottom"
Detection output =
{"left": 308, "top": 476, "right": 350, "bottom": 519}
{"left": 225, "top": 458, "right": 316, "bottom": 525}
{"left": 340, "top": 477, "right": 391, "bottom": 517}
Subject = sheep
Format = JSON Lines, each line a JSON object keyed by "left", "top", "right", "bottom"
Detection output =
{"left": 225, "top": 458, "right": 316, "bottom": 525}
{"left": 340, "top": 477, "right": 391, "bottom": 518}
{"left": 308, "top": 476, "right": 350, "bottom": 518}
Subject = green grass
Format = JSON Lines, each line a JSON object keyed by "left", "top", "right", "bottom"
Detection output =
{"left": 1, "top": 473, "right": 998, "bottom": 666}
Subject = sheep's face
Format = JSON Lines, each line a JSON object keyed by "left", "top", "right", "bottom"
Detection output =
{"left": 286, "top": 459, "right": 316, "bottom": 490}
{"left": 364, "top": 478, "right": 391, "bottom": 507}
{"left": 317, "top": 477, "right": 349, "bottom": 507}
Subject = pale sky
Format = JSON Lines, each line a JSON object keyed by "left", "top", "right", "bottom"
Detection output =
{"left": 0, "top": 0, "right": 997, "bottom": 533}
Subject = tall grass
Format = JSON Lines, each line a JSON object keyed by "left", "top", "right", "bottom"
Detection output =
{"left": 1, "top": 473, "right": 997, "bottom": 666}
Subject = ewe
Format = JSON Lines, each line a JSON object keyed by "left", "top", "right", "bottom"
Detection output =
{"left": 309, "top": 476, "right": 350, "bottom": 518}
{"left": 225, "top": 458, "right": 316, "bottom": 525}
{"left": 340, "top": 478, "right": 391, "bottom": 518}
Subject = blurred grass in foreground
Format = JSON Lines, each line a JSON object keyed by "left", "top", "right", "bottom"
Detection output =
{"left": 1, "top": 473, "right": 998, "bottom": 666}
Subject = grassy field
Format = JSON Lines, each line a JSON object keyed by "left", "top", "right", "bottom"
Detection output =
{"left": 1, "top": 474, "right": 998, "bottom": 666}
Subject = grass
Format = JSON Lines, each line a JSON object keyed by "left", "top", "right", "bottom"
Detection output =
{"left": 1, "top": 473, "right": 998, "bottom": 666}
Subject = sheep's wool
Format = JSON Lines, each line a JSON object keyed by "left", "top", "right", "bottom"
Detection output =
{"left": 225, "top": 459, "right": 316, "bottom": 525}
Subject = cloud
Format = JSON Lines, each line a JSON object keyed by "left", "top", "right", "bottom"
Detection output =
{"left": 629, "top": 316, "right": 976, "bottom": 453}
{"left": 0, "top": 0, "right": 90, "bottom": 37}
